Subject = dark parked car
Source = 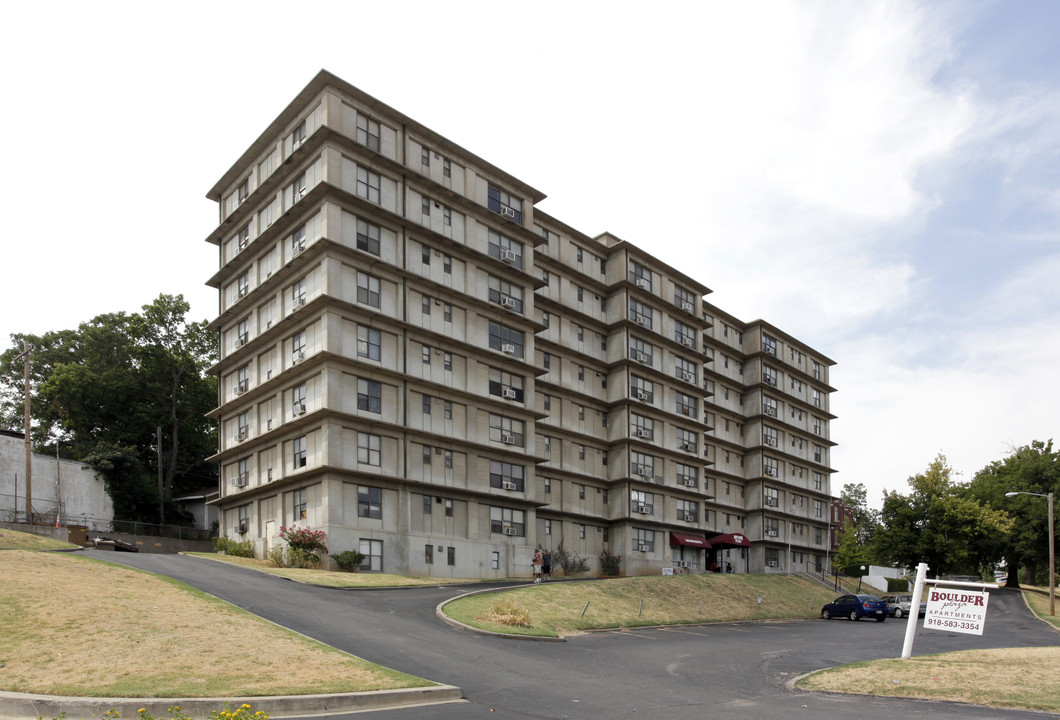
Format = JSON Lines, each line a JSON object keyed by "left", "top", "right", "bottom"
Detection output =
{"left": 820, "top": 594, "right": 888, "bottom": 621}
{"left": 881, "top": 594, "right": 926, "bottom": 618}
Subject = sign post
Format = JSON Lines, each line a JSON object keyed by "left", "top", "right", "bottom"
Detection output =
{"left": 900, "top": 562, "right": 998, "bottom": 660}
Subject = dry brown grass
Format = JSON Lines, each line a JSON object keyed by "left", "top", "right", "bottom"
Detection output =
{"left": 798, "top": 646, "right": 1060, "bottom": 713}
{"left": 0, "top": 551, "right": 431, "bottom": 697}
{"left": 0, "top": 528, "right": 78, "bottom": 551}
{"left": 475, "top": 599, "right": 532, "bottom": 627}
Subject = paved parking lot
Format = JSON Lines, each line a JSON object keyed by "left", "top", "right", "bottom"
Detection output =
{"left": 91, "top": 551, "right": 1059, "bottom": 720}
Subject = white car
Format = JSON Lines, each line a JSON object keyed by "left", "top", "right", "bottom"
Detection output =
{"left": 881, "top": 594, "right": 926, "bottom": 618}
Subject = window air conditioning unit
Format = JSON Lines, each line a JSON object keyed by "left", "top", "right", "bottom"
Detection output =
{"left": 500, "top": 296, "right": 516, "bottom": 309}
{"left": 635, "top": 465, "right": 651, "bottom": 477}
{"left": 292, "top": 297, "right": 306, "bottom": 309}
{"left": 765, "top": 437, "right": 777, "bottom": 447}
{"left": 293, "top": 403, "right": 306, "bottom": 416}
{"left": 681, "top": 443, "right": 696, "bottom": 452}
{"left": 502, "top": 481, "right": 517, "bottom": 491}
{"left": 293, "top": 242, "right": 305, "bottom": 256}
{"left": 236, "top": 432, "right": 247, "bottom": 442}
{"left": 767, "top": 560, "right": 778, "bottom": 567}
{"left": 635, "top": 316, "right": 649, "bottom": 326}
{"left": 503, "top": 527, "right": 517, "bottom": 536}
{"left": 681, "top": 478, "right": 696, "bottom": 487}
{"left": 501, "top": 388, "right": 517, "bottom": 399}
{"left": 500, "top": 205, "right": 517, "bottom": 219}
{"left": 681, "top": 337, "right": 694, "bottom": 348}
{"left": 231, "top": 474, "right": 248, "bottom": 487}
{"left": 636, "top": 429, "right": 651, "bottom": 439}
{"left": 635, "top": 389, "right": 648, "bottom": 401}
{"left": 683, "top": 513, "right": 696, "bottom": 522}
{"left": 500, "top": 248, "right": 516, "bottom": 263}
{"left": 634, "top": 351, "right": 648, "bottom": 364}
{"left": 292, "top": 352, "right": 306, "bottom": 365}
{"left": 766, "top": 530, "right": 778, "bottom": 537}
{"left": 501, "top": 433, "right": 516, "bottom": 445}
{"left": 765, "top": 497, "right": 778, "bottom": 506}
{"left": 681, "top": 371, "right": 694, "bottom": 382}
{"left": 235, "top": 383, "right": 248, "bottom": 395}
{"left": 674, "top": 560, "right": 688, "bottom": 568}
{"left": 237, "top": 523, "right": 247, "bottom": 534}
{"left": 235, "top": 336, "right": 248, "bottom": 348}
{"left": 637, "top": 542, "right": 649, "bottom": 552}
{"left": 636, "top": 504, "right": 653, "bottom": 515}
{"left": 681, "top": 301, "right": 694, "bottom": 313}
{"left": 237, "top": 286, "right": 247, "bottom": 298}
{"left": 501, "top": 343, "right": 516, "bottom": 355}
{"left": 635, "top": 278, "right": 649, "bottom": 290}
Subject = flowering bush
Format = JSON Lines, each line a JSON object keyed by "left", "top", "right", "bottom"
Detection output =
{"left": 275, "top": 525, "right": 328, "bottom": 569}
{"left": 599, "top": 548, "right": 622, "bottom": 576}
{"left": 38, "top": 703, "right": 269, "bottom": 720}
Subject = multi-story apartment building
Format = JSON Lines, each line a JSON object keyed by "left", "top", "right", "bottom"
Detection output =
{"left": 205, "top": 71, "right": 836, "bottom": 578}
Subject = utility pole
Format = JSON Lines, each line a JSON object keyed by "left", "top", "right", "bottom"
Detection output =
{"left": 16, "top": 342, "right": 32, "bottom": 521}
{"left": 156, "top": 426, "right": 165, "bottom": 525}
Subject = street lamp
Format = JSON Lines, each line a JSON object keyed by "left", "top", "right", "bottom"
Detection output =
{"left": 857, "top": 565, "right": 866, "bottom": 593}
{"left": 1005, "top": 491, "right": 1055, "bottom": 616}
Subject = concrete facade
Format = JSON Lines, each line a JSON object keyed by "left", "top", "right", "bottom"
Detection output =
{"left": 0, "top": 430, "right": 113, "bottom": 530}
{"left": 206, "top": 71, "right": 836, "bottom": 578}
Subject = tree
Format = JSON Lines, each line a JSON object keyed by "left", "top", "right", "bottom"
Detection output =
{"left": 874, "top": 454, "right": 1013, "bottom": 578}
{"left": 832, "top": 517, "right": 871, "bottom": 575}
{"left": 965, "top": 440, "right": 1058, "bottom": 588}
{"left": 0, "top": 295, "right": 217, "bottom": 523}
{"left": 840, "top": 482, "right": 881, "bottom": 550}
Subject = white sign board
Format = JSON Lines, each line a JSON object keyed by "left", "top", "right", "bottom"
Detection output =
{"left": 923, "top": 587, "right": 990, "bottom": 635}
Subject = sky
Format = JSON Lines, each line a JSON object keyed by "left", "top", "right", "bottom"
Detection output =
{"left": 2, "top": 1, "right": 1058, "bottom": 509}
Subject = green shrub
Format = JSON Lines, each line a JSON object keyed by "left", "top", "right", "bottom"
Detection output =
{"left": 213, "top": 537, "right": 255, "bottom": 558}
{"left": 552, "top": 542, "right": 590, "bottom": 576}
{"left": 599, "top": 548, "right": 622, "bottom": 576}
{"left": 267, "top": 545, "right": 321, "bottom": 569}
{"left": 334, "top": 550, "right": 366, "bottom": 572}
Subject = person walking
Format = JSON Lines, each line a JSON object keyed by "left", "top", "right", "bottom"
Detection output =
{"left": 542, "top": 548, "right": 552, "bottom": 581}
{"left": 532, "top": 548, "right": 543, "bottom": 583}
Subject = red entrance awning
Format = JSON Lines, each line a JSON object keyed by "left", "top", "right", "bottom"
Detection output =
{"left": 670, "top": 532, "right": 711, "bottom": 548}
{"left": 707, "top": 533, "right": 752, "bottom": 548}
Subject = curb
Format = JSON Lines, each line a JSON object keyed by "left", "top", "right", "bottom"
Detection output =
{"left": 0, "top": 685, "right": 464, "bottom": 720}
{"left": 436, "top": 585, "right": 567, "bottom": 642}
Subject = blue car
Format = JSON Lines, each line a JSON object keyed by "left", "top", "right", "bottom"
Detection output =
{"left": 821, "top": 594, "right": 888, "bottom": 622}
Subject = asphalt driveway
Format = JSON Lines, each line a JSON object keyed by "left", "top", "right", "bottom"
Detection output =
{"left": 86, "top": 551, "right": 1059, "bottom": 720}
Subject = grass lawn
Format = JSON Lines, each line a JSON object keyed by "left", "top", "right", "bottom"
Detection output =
{"left": 0, "top": 528, "right": 79, "bottom": 551}
{"left": 185, "top": 552, "right": 487, "bottom": 587}
{"left": 442, "top": 573, "right": 834, "bottom": 637}
{"left": 0, "top": 547, "right": 433, "bottom": 697}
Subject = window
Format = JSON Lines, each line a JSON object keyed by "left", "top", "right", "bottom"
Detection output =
{"left": 358, "top": 433, "right": 381, "bottom": 466}
{"left": 762, "top": 396, "right": 778, "bottom": 417}
{"left": 236, "top": 224, "right": 250, "bottom": 252}
{"left": 764, "top": 458, "right": 779, "bottom": 479}
{"left": 577, "top": 366, "right": 585, "bottom": 382}
{"left": 762, "top": 365, "right": 778, "bottom": 387}
{"left": 631, "top": 375, "right": 654, "bottom": 403}
{"left": 763, "top": 426, "right": 779, "bottom": 448}
{"left": 235, "top": 458, "right": 249, "bottom": 488}
{"left": 357, "top": 379, "right": 382, "bottom": 413}
{"left": 289, "top": 172, "right": 306, "bottom": 205}
{"left": 291, "top": 382, "right": 306, "bottom": 415}
{"left": 576, "top": 286, "right": 584, "bottom": 303}
{"left": 579, "top": 524, "right": 586, "bottom": 540}
{"left": 443, "top": 303, "right": 452, "bottom": 322}
{"left": 764, "top": 517, "right": 779, "bottom": 536}
{"left": 358, "top": 486, "right": 382, "bottom": 518}
{"left": 236, "top": 366, "right": 249, "bottom": 394}
{"left": 675, "top": 391, "right": 697, "bottom": 418}
{"left": 814, "top": 444, "right": 824, "bottom": 463}
{"left": 676, "top": 427, "right": 697, "bottom": 453}
{"left": 632, "top": 527, "right": 654, "bottom": 552}
{"left": 631, "top": 413, "right": 654, "bottom": 441}
{"left": 490, "top": 506, "right": 526, "bottom": 536}
{"left": 676, "top": 499, "right": 698, "bottom": 523}
{"left": 487, "top": 229, "right": 523, "bottom": 270}
{"left": 422, "top": 346, "right": 431, "bottom": 365}
{"left": 293, "top": 436, "right": 307, "bottom": 469}
{"left": 675, "top": 356, "right": 696, "bottom": 384}
{"left": 356, "top": 219, "right": 381, "bottom": 256}
{"left": 674, "top": 286, "right": 694, "bottom": 311}
{"left": 813, "top": 389, "right": 823, "bottom": 408}
{"left": 629, "top": 337, "right": 653, "bottom": 365}
{"left": 292, "top": 488, "right": 307, "bottom": 520}
{"left": 815, "top": 528, "right": 823, "bottom": 545}
{"left": 813, "top": 361, "right": 823, "bottom": 380}
{"left": 447, "top": 547, "right": 455, "bottom": 566}
{"left": 356, "top": 115, "right": 381, "bottom": 152}
{"left": 675, "top": 462, "right": 698, "bottom": 488}
{"left": 236, "top": 273, "right": 249, "bottom": 300}
{"left": 489, "top": 413, "right": 525, "bottom": 447}
{"left": 359, "top": 539, "right": 382, "bottom": 572}
{"left": 421, "top": 197, "right": 431, "bottom": 217}
{"left": 489, "top": 460, "right": 525, "bottom": 491}
{"left": 357, "top": 272, "right": 381, "bottom": 308}
{"left": 629, "top": 299, "right": 652, "bottom": 329}
{"left": 488, "top": 367, "right": 525, "bottom": 402}
{"left": 674, "top": 321, "right": 695, "bottom": 348}
{"left": 290, "top": 121, "right": 306, "bottom": 150}
{"left": 762, "top": 334, "right": 777, "bottom": 357}
{"left": 576, "top": 247, "right": 583, "bottom": 263}
{"left": 487, "top": 184, "right": 523, "bottom": 224}
{"left": 629, "top": 261, "right": 652, "bottom": 291}
{"left": 444, "top": 352, "right": 452, "bottom": 371}
{"left": 423, "top": 494, "right": 432, "bottom": 514}
{"left": 236, "top": 411, "right": 249, "bottom": 440}
{"left": 542, "top": 352, "right": 551, "bottom": 371}
{"left": 291, "top": 224, "right": 306, "bottom": 255}
{"left": 488, "top": 321, "right": 524, "bottom": 358}
{"left": 424, "top": 396, "right": 432, "bottom": 416}
{"left": 356, "top": 167, "right": 381, "bottom": 203}
{"left": 235, "top": 318, "right": 249, "bottom": 347}
{"left": 443, "top": 159, "right": 451, "bottom": 177}
{"left": 488, "top": 275, "right": 523, "bottom": 313}
{"left": 291, "top": 278, "right": 306, "bottom": 308}
{"left": 813, "top": 416, "right": 823, "bottom": 435}
{"left": 421, "top": 146, "right": 430, "bottom": 166}
{"left": 236, "top": 178, "right": 249, "bottom": 205}
{"left": 443, "top": 253, "right": 452, "bottom": 272}
{"left": 422, "top": 295, "right": 431, "bottom": 315}
{"left": 631, "top": 451, "right": 654, "bottom": 479}
{"left": 544, "top": 519, "right": 551, "bottom": 536}
{"left": 425, "top": 544, "right": 433, "bottom": 564}
{"left": 814, "top": 472, "right": 824, "bottom": 491}
{"left": 357, "top": 326, "right": 381, "bottom": 361}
